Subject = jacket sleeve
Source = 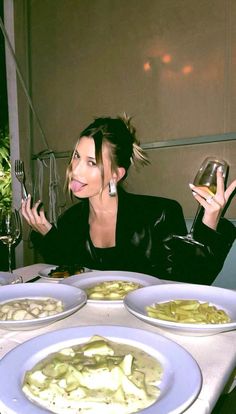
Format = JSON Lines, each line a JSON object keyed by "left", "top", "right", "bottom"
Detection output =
{"left": 160, "top": 210, "right": 236, "bottom": 285}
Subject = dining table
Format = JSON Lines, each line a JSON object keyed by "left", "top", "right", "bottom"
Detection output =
{"left": 0, "top": 263, "right": 235, "bottom": 414}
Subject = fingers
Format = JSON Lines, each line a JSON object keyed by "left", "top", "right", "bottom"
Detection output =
{"left": 189, "top": 183, "right": 221, "bottom": 206}
{"left": 190, "top": 189, "right": 221, "bottom": 212}
{"left": 21, "top": 195, "right": 40, "bottom": 222}
{"left": 215, "top": 166, "right": 225, "bottom": 196}
{"left": 189, "top": 169, "right": 236, "bottom": 230}
{"left": 224, "top": 179, "right": 236, "bottom": 203}
{"left": 21, "top": 194, "right": 31, "bottom": 223}
{"left": 21, "top": 195, "right": 52, "bottom": 235}
{"left": 214, "top": 167, "right": 236, "bottom": 204}
{"left": 189, "top": 167, "right": 226, "bottom": 208}
{"left": 189, "top": 183, "right": 222, "bottom": 231}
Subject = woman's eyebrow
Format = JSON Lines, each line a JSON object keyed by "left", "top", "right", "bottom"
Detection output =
{"left": 87, "top": 155, "right": 96, "bottom": 161}
{"left": 74, "top": 148, "right": 96, "bottom": 161}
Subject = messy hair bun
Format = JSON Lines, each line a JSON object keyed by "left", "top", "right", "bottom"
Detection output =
{"left": 118, "top": 113, "right": 149, "bottom": 168}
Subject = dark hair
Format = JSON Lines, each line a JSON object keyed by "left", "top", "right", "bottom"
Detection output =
{"left": 66, "top": 114, "right": 148, "bottom": 191}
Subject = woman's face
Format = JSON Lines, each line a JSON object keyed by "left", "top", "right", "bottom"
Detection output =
{"left": 69, "top": 136, "right": 113, "bottom": 198}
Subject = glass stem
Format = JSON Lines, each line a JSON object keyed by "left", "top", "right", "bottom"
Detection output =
{"left": 8, "top": 243, "right": 12, "bottom": 273}
{"left": 188, "top": 205, "right": 203, "bottom": 238}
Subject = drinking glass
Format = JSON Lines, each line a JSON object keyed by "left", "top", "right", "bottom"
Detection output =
{"left": 0, "top": 209, "right": 22, "bottom": 275}
{"left": 173, "top": 157, "right": 229, "bottom": 246}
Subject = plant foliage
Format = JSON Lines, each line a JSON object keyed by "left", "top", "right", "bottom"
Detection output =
{"left": 0, "top": 128, "right": 12, "bottom": 210}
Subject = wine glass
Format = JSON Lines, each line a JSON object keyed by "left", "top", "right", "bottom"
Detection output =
{"left": 0, "top": 209, "right": 22, "bottom": 279}
{"left": 172, "top": 157, "right": 229, "bottom": 246}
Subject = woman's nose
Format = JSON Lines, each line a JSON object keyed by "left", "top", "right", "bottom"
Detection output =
{"left": 72, "top": 160, "right": 84, "bottom": 175}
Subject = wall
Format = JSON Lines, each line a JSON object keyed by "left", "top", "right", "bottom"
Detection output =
{"left": 9, "top": 0, "right": 236, "bottom": 266}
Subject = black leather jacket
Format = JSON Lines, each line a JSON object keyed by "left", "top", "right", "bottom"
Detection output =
{"left": 31, "top": 188, "right": 236, "bottom": 285}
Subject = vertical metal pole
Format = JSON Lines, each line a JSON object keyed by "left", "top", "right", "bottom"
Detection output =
{"left": 4, "top": 0, "right": 23, "bottom": 267}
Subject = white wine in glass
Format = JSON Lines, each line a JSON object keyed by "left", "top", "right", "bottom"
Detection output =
{"left": 173, "top": 157, "right": 229, "bottom": 246}
{"left": 0, "top": 209, "right": 22, "bottom": 273}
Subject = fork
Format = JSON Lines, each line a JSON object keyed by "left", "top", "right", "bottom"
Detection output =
{"left": 15, "top": 159, "right": 28, "bottom": 200}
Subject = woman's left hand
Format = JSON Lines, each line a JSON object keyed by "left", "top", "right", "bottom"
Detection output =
{"left": 189, "top": 168, "right": 236, "bottom": 230}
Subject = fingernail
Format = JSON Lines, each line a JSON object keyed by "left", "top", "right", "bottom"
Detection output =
{"left": 192, "top": 191, "right": 197, "bottom": 196}
{"left": 218, "top": 166, "right": 223, "bottom": 173}
{"left": 189, "top": 183, "right": 194, "bottom": 189}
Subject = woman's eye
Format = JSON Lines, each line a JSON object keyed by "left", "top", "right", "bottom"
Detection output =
{"left": 73, "top": 151, "right": 80, "bottom": 159}
{"left": 88, "top": 160, "right": 97, "bottom": 167}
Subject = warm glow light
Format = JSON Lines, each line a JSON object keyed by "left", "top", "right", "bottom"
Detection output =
{"left": 182, "top": 65, "right": 193, "bottom": 75}
{"left": 161, "top": 54, "right": 172, "bottom": 63}
{"left": 143, "top": 61, "right": 151, "bottom": 72}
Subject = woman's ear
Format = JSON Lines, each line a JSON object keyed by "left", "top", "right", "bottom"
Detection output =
{"left": 115, "top": 167, "right": 126, "bottom": 183}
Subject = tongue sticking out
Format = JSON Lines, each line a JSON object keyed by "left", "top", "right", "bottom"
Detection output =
{"left": 70, "top": 180, "right": 86, "bottom": 192}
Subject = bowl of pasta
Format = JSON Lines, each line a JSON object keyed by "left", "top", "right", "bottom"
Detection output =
{"left": 124, "top": 283, "right": 236, "bottom": 336}
{"left": 0, "top": 283, "right": 87, "bottom": 330}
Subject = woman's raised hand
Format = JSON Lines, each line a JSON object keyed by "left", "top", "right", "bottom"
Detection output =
{"left": 21, "top": 194, "right": 52, "bottom": 235}
{"left": 190, "top": 168, "right": 236, "bottom": 230}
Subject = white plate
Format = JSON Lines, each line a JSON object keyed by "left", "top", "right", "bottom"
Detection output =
{"left": 0, "top": 325, "right": 202, "bottom": 414}
{"left": 60, "top": 270, "right": 164, "bottom": 304}
{"left": 0, "top": 271, "right": 21, "bottom": 286}
{"left": 38, "top": 265, "right": 88, "bottom": 281}
{"left": 0, "top": 283, "right": 87, "bottom": 330}
{"left": 124, "top": 284, "right": 236, "bottom": 336}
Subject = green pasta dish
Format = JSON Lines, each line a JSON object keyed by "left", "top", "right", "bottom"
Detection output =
{"left": 146, "top": 299, "right": 231, "bottom": 324}
{"left": 22, "top": 335, "right": 163, "bottom": 414}
{"left": 86, "top": 280, "right": 143, "bottom": 300}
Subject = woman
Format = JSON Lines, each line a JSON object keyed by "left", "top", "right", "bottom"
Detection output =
{"left": 22, "top": 115, "right": 236, "bottom": 284}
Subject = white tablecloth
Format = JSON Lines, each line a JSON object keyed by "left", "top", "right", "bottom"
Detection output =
{"left": 0, "top": 263, "right": 235, "bottom": 414}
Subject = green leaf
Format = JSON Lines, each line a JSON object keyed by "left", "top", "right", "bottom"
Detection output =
{"left": 0, "top": 127, "right": 12, "bottom": 209}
